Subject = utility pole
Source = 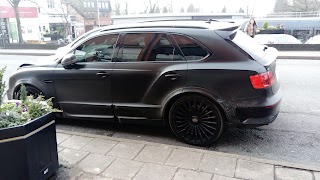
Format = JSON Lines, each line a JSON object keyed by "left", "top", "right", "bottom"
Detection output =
{"left": 96, "top": 0, "right": 100, "bottom": 27}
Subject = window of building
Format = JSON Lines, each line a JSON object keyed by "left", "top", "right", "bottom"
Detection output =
{"left": 39, "top": 26, "right": 41, "bottom": 32}
{"left": 47, "top": 0, "right": 55, "bottom": 8}
{"left": 74, "top": 34, "right": 119, "bottom": 63}
{"left": 119, "top": 33, "right": 184, "bottom": 62}
{"left": 91, "top": 2, "right": 94, "bottom": 8}
{"left": 43, "top": 26, "right": 46, "bottom": 31}
{"left": 83, "top": 2, "right": 87, "bottom": 7}
{"left": 172, "top": 34, "right": 209, "bottom": 61}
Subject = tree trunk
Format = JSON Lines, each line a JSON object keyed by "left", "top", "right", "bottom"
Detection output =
{"left": 13, "top": 6, "right": 23, "bottom": 44}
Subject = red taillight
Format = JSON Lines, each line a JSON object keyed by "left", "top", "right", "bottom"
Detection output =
{"left": 250, "top": 71, "right": 275, "bottom": 89}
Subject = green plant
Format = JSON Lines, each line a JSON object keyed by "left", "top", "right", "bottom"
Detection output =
{"left": 0, "top": 67, "right": 5, "bottom": 107}
{"left": 263, "top": 22, "right": 268, "bottom": 30}
{"left": 0, "top": 69, "right": 60, "bottom": 129}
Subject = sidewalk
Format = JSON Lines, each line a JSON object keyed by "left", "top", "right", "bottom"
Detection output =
{"left": 0, "top": 49, "right": 320, "bottom": 60}
{"left": 55, "top": 130, "right": 320, "bottom": 180}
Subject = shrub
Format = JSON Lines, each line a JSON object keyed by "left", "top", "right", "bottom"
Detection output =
{"left": 0, "top": 68, "right": 60, "bottom": 129}
{"left": 263, "top": 22, "right": 268, "bottom": 29}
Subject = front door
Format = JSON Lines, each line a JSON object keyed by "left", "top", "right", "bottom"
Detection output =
{"left": 112, "top": 32, "right": 187, "bottom": 122}
{"left": 54, "top": 34, "right": 119, "bottom": 120}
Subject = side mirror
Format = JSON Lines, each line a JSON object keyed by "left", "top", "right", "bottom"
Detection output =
{"left": 61, "top": 53, "right": 77, "bottom": 67}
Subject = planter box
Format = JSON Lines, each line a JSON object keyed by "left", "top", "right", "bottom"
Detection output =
{"left": 0, "top": 113, "right": 59, "bottom": 180}
{"left": 259, "top": 29, "right": 285, "bottom": 34}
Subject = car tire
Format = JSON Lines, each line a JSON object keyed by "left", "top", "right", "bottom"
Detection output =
{"left": 14, "top": 85, "right": 43, "bottom": 100}
{"left": 169, "top": 95, "right": 224, "bottom": 146}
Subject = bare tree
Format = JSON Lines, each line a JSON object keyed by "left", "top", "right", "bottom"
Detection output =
{"left": 222, "top": 6, "right": 226, "bottom": 13}
{"left": 124, "top": 1, "right": 129, "bottom": 15}
{"left": 289, "top": 0, "right": 320, "bottom": 11}
{"left": 6, "top": 0, "right": 23, "bottom": 43}
{"left": 180, "top": 7, "right": 185, "bottom": 13}
{"left": 187, "top": 4, "right": 195, "bottom": 12}
{"left": 273, "top": 0, "right": 290, "bottom": 12}
{"left": 148, "top": 0, "right": 158, "bottom": 13}
{"left": 143, "top": 0, "right": 158, "bottom": 13}
{"left": 113, "top": 0, "right": 121, "bottom": 15}
{"left": 55, "top": 1, "right": 70, "bottom": 38}
{"left": 155, "top": 6, "right": 160, "bottom": 13}
{"left": 163, "top": 6, "right": 168, "bottom": 13}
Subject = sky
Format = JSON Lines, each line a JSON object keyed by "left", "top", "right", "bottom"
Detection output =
{"left": 112, "top": 0, "right": 277, "bottom": 17}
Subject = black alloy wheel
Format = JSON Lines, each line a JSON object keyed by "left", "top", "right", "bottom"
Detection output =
{"left": 169, "top": 95, "right": 224, "bottom": 146}
{"left": 14, "top": 85, "right": 43, "bottom": 100}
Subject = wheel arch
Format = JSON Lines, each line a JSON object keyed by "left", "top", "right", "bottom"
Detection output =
{"left": 162, "top": 88, "right": 229, "bottom": 125}
{"left": 12, "top": 80, "right": 48, "bottom": 99}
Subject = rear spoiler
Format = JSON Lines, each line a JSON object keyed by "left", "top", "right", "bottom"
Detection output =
{"left": 215, "top": 24, "right": 241, "bottom": 39}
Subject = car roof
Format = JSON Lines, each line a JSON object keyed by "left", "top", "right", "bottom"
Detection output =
{"left": 93, "top": 20, "right": 241, "bottom": 33}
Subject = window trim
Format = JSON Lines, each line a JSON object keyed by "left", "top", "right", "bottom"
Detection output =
{"left": 116, "top": 32, "right": 186, "bottom": 63}
{"left": 170, "top": 33, "right": 212, "bottom": 62}
{"left": 60, "top": 33, "right": 120, "bottom": 64}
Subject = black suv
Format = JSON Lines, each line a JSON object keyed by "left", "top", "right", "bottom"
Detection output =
{"left": 7, "top": 20, "right": 282, "bottom": 146}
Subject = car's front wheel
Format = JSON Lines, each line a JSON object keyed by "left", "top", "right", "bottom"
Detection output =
{"left": 169, "top": 95, "right": 224, "bottom": 146}
{"left": 14, "top": 85, "right": 43, "bottom": 100}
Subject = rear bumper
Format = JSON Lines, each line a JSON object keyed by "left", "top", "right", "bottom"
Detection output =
{"left": 236, "top": 101, "right": 281, "bottom": 128}
{"left": 227, "top": 87, "right": 283, "bottom": 128}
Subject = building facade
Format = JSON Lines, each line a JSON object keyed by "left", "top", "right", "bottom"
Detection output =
{"left": 0, "top": 0, "right": 111, "bottom": 43}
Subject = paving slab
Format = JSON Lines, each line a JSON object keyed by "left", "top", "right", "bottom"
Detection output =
{"left": 275, "top": 167, "right": 313, "bottom": 180}
{"left": 165, "top": 149, "right": 203, "bottom": 170}
{"left": 107, "top": 141, "right": 145, "bottom": 159}
{"left": 134, "top": 145, "right": 172, "bottom": 164}
{"left": 133, "top": 163, "right": 177, "bottom": 180}
{"left": 77, "top": 173, "right": 112, "bottom": 180}
{"left": 199, "top": 154, "right": 237, "bottom": 177}
{"left": 56, "top": 133, "right": 71, "bottom": 144}
{"left": 54, "top": 166, "right": 85, "bottom": 180}
{"left": 172, "top": 169, "right": 212, "bottom": 180}
{"left": 103, "top": 158, "right": 143, "bottom": 180}
{"left": 82, "top": 138, "right": 118, "bottom": 155}
{"left": 314, "top": 172, "right": 320, "bottom": 180}
{"left": 59, "top": 135, "right": 94, "bottom": 150}
{"left": 212, "top": 174, "right": 242, "bottom": 180}
{"left": 77, "top": 154, "right": 116, "bottom": 175}
{"left": 58, "top": 146, "right": 64, "bottom": 153}
{"left": 58, "top": 148, "right": 89, "bottom": 167}
{"left": 235, "top": 159, "right": 274, "bottom": 180}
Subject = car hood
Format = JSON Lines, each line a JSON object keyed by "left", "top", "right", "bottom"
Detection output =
{"left": 19, "top": 55, "right": 58, "bottom": 69}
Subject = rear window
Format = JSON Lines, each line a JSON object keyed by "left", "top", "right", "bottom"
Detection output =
{"left": 231, "top": 30, "right": 266, "bottom": 60}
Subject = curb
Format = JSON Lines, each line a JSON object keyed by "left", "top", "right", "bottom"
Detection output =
{"left": 0, "top": 52, "right": 55, "bottom": 56}
{"left": 56, "top": 129, "right": 320, "bottom": 172}
{"left": 277, "top": 56, "right": 320, "bottom": 60}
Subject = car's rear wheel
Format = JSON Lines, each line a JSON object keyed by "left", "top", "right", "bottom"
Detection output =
{"left": 14, "top": 85, "right": 43, "bottom": 100}
{"left": 169, "top": 95, "right": 224, "bottom": 146}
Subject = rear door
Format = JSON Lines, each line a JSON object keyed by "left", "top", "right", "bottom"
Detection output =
{"left": 112, "top": 32, "right": 187, "bottom": 122}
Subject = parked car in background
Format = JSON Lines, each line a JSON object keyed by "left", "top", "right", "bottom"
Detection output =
{"left": 255, "top": 34, "right": 301, "bottom": 44}
{"left": 305, "top": 35, "right": 320, "bottom": 44}
{"left": 7, "top": 20, "right": 282, "bottom": 146}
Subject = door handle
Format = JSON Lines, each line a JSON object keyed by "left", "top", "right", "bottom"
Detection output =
{"left": 96, "top": 72, "right": 110, "bottom": 78}
{"left": 165, "top": 74, "right": 181, "bottom": 81}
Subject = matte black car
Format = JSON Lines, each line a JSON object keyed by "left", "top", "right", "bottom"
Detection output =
{"left": 7, "top": 20, "right": 282, "bottom": 146}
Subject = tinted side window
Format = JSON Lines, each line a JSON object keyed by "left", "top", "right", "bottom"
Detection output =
{"left": 74, "top": 34, "right": 118, "bottom": 62}
{"left": 172, "top": 34, "right": 209, "bottom": 61}
{"left": 120, "top": 33, "right": 183, "bottom": 62}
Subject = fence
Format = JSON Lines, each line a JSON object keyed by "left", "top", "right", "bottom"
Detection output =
{"left": 255, "top": 26, "right": 320, "bottom": 44}
{"left": 265, "top": 11, "right": 320, "bottom": 18}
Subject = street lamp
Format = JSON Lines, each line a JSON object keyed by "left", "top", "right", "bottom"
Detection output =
{"left": 97, "top": 0, "right": 100, "bottom": 27}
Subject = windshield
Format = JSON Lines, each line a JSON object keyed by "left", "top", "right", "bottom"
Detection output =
{"left": 231, "top": 30, "right": 266, "bottom": 60}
